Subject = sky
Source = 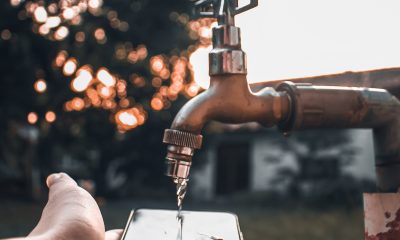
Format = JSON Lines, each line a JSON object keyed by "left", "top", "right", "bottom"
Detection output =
{"left": 191, "top": 0, "right": 400, "bottom": 87}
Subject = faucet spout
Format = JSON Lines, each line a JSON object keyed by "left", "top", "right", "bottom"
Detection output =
{"left": 163, "top": 74, "right": 290, "bottom": 180}
{"left": 172, "top": 75, "right": 289, "bottom": 133}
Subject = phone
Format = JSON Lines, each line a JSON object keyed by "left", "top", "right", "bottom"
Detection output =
{"left": 121, "top": 209, "right": 243, "bottom": 240}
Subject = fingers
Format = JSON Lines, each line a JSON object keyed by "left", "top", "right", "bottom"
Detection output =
{"left": 29, "top": 173, "right": 106, "bottom": 240}
{"left": 105, "top": 229, "right": 124, "bottom": 240}
{"left": 46, "top": 172, "right": 77, "bottom": 188}
{"left": 45, "top": 173, "right": 81, "bottom": 203}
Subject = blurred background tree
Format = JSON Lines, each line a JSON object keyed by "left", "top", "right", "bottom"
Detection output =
{"left": 0, "top": 0, "right": 214, "bottom": 199}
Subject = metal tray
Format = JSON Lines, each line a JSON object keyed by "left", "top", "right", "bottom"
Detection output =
{"left": 121, "top": 209, "right": 243, "bottom": 240}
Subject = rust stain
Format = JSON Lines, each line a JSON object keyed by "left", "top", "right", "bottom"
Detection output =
{"left": 366, "top": 208, "right": 400, "bottom": 240}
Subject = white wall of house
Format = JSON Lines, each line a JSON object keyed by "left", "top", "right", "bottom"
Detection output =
{"left": 342, "top": 129, "right": 375, "bottom": 180}
{"left": 251, "top": 138, "right": 298, "bottom": 193}
{"left": 190, "top": 146, "right": 216, "bottom": 201}
{"left": 190, "top": 129, "right": 376, "bottom": 200}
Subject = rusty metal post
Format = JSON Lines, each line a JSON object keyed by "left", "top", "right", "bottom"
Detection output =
{"left": 364, "top": 193, "right": 400, "bottom": 239}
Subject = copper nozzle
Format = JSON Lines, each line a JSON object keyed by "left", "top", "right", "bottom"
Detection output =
{"left": 163, "top": 129, "right": 203, "bottom": 180}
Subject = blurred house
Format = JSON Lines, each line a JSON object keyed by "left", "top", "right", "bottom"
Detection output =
{"left": 190, "top": 124, "right": 375, "bottom": 201}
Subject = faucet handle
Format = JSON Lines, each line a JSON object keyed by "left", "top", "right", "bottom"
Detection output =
{"left": 193, "top": 0, "right": 215, "bottom": 18}
{"left": 235, "top": 0, "right": 258, "bottom": 15}
{"left": 194, "top": 0, "right": 258, "bottom": 19}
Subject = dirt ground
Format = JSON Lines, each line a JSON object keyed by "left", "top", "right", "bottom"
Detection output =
{"left": 0, "top": 199, "right": 363, "bottom": 240}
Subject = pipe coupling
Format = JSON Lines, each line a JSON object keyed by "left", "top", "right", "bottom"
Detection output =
{"left": 163, "top": 129, "right": 203, "bottom": 179}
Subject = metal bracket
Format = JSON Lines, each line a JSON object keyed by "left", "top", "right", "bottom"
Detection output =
{"left": 194, "top": 0, "right": 258, "bottom": 19}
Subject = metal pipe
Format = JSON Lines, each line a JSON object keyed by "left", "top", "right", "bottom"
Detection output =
{"left": 277, "top": 82, "right": 400, "bottom": 192}
{"left": 251, "top": 67, "right": 400, "bottom": 99}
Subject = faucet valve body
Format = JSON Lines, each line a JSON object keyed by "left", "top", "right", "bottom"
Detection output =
{"left": 194, "top": 0, "right": 258, "bottom": 76}
{"left": 210, "top": 25, "right": 247, "bottom": 75}
{"left": 163, "top": 129, "right": 203, "bottom": 180}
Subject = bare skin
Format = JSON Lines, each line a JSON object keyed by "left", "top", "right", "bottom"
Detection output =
{"left": 5, "top": 173, "right": 123, "bottom": 240}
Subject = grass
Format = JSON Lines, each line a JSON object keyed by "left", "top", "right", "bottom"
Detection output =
{"left": 237, "top": 208, "right": 363, "bottom": 240}
{"left": 0, "top": 199, "right": 364, "bottom": 240}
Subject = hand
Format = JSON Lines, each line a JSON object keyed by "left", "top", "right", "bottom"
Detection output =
{"left": 7, "top": 173, "right": 123, "bottom": 240}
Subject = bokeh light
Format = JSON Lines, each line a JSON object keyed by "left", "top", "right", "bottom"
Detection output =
{"left": 72, "top": 97, "right": 85, "bottom": 111}
{"left": 98, "top": 85, "right": 114, "bottom": 99}
{"left": 13, "top": 1, "right": 217, "bottom": 132}
{"left": 150, "top": 56, "right": 165, "bottom": 74}
{"left": 114, "top": 107, "right": 147, "bottom": 131}
{"left": 88, "top": 0, "right": 103, "bottom": 9}
{"left": 33, "top": 6, "right": 48, "bottom": 23}
{"left": 55, "top": 50, "right": 68, "bottom": 67}
{"left": 118, "top": 111, "right": 137, "bottom": 126}
{"left": 63, "top": 58, "right": 77, "bottom": 76}
{"left": 10, "top": 0, "right": 21, "bottom": 7}
{"left": 44, "top": 16, "right": 61, "bottom": 29}
{"left": 75, "top": 31, "right": 85, "bottom": 42}
{"left": 34, "top": 79, "right": 47, "bottom": 93}
{"left": 150, "top": 97, "right": 163, "bottom": 111}
{"left": 54, "top": 26, "right": 69, "bottom": 40}
{"left": 1, "top": 29, "right": 12, "bottom": 40}
{"left": 96, "top": 68, "right": 116, "bottom": 87}
{"left": 71, "top": 66, "right": 93, "bottom": 92}
{"left": 38, "top": 25, "right": 50, "bottom": 35}
{"left": 27, "top": 112, "right": 38, "bottom": 124}
{"left": 94, "top": 28, "right": 106, "bottom": 43}
{"left": 62, "top": 8, "right": 75, "bottom": 20}
{"left": 45, "top": 111, "right": 56, "bottom": 123}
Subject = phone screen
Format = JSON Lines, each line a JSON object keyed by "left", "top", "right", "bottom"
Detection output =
{"left": 121, "top": 209, "right": 243, "bottom": 240}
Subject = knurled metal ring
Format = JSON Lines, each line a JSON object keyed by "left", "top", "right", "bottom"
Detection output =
{"left": 276, "top": 81, "right": 297, "bottom": 133}
{"left": 163, "top": 129, "right": 203, "bottom": 149}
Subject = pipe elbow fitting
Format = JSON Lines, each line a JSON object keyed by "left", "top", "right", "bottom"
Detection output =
{"left": 277, "top": 81, "right": 400, "bottom": 192}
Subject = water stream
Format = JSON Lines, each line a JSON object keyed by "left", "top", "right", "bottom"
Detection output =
{"left": 175, "top": 178, "right": 188, "bottom": 240}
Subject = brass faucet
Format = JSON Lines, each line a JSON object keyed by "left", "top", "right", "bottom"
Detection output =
{"left": 163, "top": 0, "right": 400, "bottom": 192}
